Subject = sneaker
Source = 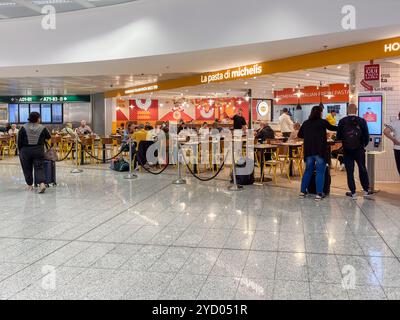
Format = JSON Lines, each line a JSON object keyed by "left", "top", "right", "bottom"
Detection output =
{"left": 299, "top": 192, "right": 307, "bottom": 198}
{"left": 346, "top": 192, "right": 357, "bottom": 200}
{"left": 38, "top": 183, "right": 46, "bottom": 194}
{"left": 315, "top": 194, "right": 324, "bottom": 201}
{"left": 340, "top": 164, "right": 345, "bottom": 171}
{"left": 363, "top": 190, "right": 374, "bottom": 198}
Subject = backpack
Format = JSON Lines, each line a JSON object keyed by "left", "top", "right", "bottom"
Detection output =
{"left": 110, "top": 158, "right": 130, "bottom": 172}
{"left": 342, "top": 117, "right": 362, "bottom": 150}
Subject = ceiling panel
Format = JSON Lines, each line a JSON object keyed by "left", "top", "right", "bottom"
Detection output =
{"left": 0, "top": 0, "right": 137, "bottom": 19}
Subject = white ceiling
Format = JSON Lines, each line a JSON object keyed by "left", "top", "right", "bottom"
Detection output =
{"left": 0, "top": 0, "right": 137, "bottom": 19}
{"left": 0, "top": 72, "right": 190, "bottom": 95}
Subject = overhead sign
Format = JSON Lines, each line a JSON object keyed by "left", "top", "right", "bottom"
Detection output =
{"left": 274, "top": 84, "right": 349, "bottom": 105}
{"left": 0, "top": 95, "right": 90, "bottom": 103}
{"left": 200, "top": 64, "right": 263, "bottom": 84}
{"left": 384, "top": 41, "right": 400, "bottom": 53}
{"left": 125, "top": 84, "right": 159, "bottom": 95}
{"left": 106, "top": 36, "right": 400, "bottom": 99}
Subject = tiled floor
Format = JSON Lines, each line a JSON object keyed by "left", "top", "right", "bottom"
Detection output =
{"left": 0, "top": 161, "right": 400, "bottom": 300}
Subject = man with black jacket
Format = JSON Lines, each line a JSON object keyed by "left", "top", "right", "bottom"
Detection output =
{"left": 337, "top": 104, "right": 373, "bottom": 199}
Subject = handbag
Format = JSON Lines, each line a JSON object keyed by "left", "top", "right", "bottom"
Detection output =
{"left": 44, "top": 142, "right": 59, "bottom": 162}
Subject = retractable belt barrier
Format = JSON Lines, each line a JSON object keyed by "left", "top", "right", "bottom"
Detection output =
{"left": 181, "top": 151, "right": 227, "bottom": 182}
{"left": 55, "top": 146, "right": 74, "bottom": 162}
{"left": 78, "top": 141, "right": 126, "bottom": 163}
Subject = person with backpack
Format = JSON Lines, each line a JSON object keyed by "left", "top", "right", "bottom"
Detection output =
{"left": 337, "top": 103, "right": 373, "bottom": 199}
{"left": 298, "top": 105, "right": 337, "bottom": 201}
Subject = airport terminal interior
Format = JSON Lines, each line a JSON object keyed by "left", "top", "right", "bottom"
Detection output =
{"left": 1, "top": 0, "right": 400, "bottom": 301}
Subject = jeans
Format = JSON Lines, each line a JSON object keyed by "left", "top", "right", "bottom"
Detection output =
{"left": 395, "top": 149, "right": 400, "bottom": 175}
{"left": 19, "top": 145, "right": 45, "bottom": 186}
{"left": 301, "top": 155, "right": 327, "bottom": 195}
{"left": 343, "top": 148, "right": 370, "bottom": 194}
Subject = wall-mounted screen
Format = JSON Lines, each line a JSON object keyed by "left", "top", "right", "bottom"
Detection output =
{"left": 358, "top": 95, "right": 383, "bottom": 135}
{"left": 40, "top": 104, "right": 52, "bottom": 123}
{"left": 19, "top": 104, "right": 30, "bottom": 123}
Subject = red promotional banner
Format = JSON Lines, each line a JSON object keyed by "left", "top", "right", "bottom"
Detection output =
{"left": 115, "top": 99, "right": 158, "bottom": 121}
{"left": 129, "top": 99, "right": 158, "bottom": 121}
{"left": 274, "top": 83, "right": 349, "bottom": 105}
{"left": 194, "top": 99, "right": 217, "bottom": 121}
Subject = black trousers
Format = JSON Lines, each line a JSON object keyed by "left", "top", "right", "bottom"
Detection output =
{"left": 395, "top": 149, "right": 400, "bottom": 176}
{"left": 343, "top": 148, "right": 370, "bottom": 193}
{"left": 19, "top": 145, "right": 45, "bottom": 186}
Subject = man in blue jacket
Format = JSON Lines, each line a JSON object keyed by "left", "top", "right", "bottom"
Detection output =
{"left": 337, "top": 104, "right": 373, "bottom": 199}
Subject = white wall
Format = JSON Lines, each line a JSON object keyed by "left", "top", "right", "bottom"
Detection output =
{"left": 1, "top": 0, "right": 400, "bottom": 68}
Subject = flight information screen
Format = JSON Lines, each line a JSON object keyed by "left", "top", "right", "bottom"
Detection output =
{"left": 358, "top": 95, "right": 383, "bottom": 135}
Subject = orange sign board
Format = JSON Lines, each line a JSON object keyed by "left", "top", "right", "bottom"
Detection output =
{"left": 274, "top": 84, "right": 349, "bottom": 105}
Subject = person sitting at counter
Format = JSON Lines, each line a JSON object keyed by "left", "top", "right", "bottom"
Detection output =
{"left": 8, "top": 124, "right": 19, "bottom": 135}
{"left": 76, "top": 120, "right": 93, "bottom": 135}
{"left": 60, "top": 123, "right": 76, "bottom": 137}
{"left": 289, "top": 123, "right": 301, "bottom": 142}
{"left": 132, "top": 124, "right": 148, "bottom": 149}
{"left": 145, "top": 122, "right": 154, "bottom": 131}
{"left": 255, "top": 122, "right": 275, "bottom": 143}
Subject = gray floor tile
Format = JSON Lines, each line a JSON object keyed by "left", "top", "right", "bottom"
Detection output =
{"left": 275, "top": 252, "right": 308, "bottom": 282}
{"left": 197, "top": 276, "right": 240, "bottom": 300}
{"left": 272, "top": 280, "right": 310, "bottom": 300}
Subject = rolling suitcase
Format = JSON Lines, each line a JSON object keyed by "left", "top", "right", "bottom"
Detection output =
{"left": 35, "top": 160, "right": 56, "bottom": 187}
{"left": 307, "top": 167, "right": 331, "bottom": 195}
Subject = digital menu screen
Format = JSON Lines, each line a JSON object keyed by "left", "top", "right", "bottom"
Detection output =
{"left": 358, "top": 95, "right": 383, "bottom": 135}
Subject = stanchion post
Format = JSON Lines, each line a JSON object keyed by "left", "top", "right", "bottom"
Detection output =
{"left": 124, "top": 138, "right": 138, "bottom": 180}
{"left": 228, "top": 138, "right": 243, "bottom": 191}
{"left": 172, "top": 137, "right": 186, "bottom": 185}
{"left": 71, "top": 134, "right": 83, "bottom": 174}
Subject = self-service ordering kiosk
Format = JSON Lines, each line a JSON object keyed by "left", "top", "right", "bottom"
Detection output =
{"left": 358, "top": 93, "right": 386, "bottom": 192}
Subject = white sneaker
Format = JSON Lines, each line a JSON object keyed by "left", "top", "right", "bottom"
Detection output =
{"left": 339, "top": 164, "right": 345, "bottom": 171}
{"left": 346, "top": 192, "right": 357, "bottom": 200}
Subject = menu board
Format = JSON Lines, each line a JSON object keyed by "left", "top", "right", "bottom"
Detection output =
{"left": 358, "top": 95, "right": 383, "bottom": 135}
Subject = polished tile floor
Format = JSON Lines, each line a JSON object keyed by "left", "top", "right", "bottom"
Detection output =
{"left": 1, "top": 162, "right": 400, "bottom": 300}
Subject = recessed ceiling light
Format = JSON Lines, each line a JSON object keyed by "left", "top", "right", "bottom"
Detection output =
{"left": 337, "top": 65, "right": 342, "bottom": 69}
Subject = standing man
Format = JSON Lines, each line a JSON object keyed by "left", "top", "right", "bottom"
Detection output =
{"left": 326, "top": 110, "right": 337, "bottom": 126}
{"left": 384, "top": 111, "right": 400, "bottom": 175}
{"left": 337, "top": 104, "right": 373, "bottom": 199}
{"left": 232, "top": 109, "right": 247, "bottom": 130}
{"left": 279, "top": 108, "right": 294, "bottom": 140}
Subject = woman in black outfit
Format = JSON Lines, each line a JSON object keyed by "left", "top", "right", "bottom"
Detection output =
{"left": 18, "top": 112, "right": 51, "bottom": 193}
{"left": 298, "top": 106, "right": 337, "bottom": 200}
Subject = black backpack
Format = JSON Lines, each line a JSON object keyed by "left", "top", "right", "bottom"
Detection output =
{"left": 342, "top": 117, "right": 362, "bottom": 150}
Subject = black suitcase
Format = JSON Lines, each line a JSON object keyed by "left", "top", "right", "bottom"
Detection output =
{"left": 35, "top": 160, "right": 56, "bottom": 186}
{"left": 307, "top": 167, "right": 331, "bottom": 195}
{"left": 231, "top": 158, "right": 255, "bottom": 186}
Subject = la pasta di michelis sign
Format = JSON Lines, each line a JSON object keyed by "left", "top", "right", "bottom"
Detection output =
{"left": 200, "top": 64, "right": 263, "bottom": 84}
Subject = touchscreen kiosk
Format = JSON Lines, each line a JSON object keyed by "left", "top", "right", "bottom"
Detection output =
{"left": 358, "top": 94, "right": 385, "bottom": 152}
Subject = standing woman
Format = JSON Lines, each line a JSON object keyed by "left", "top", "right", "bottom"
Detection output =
{"left": 18, "top": 112, "right": 51, "bottom": 193}
{"left": 298, "top": 106, "right": 337, "bottom": 200}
